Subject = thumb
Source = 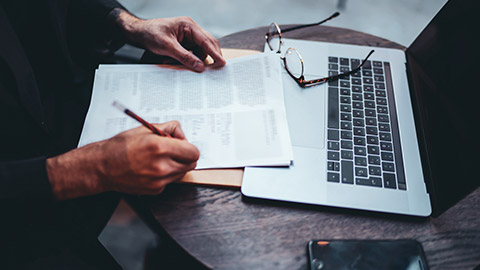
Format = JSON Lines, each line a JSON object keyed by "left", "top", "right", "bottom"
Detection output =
{"left": 169, "top": 42, "right": 205, "bottom": 72}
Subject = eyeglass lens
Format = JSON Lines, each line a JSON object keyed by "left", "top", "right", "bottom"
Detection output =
{"left": 284, "top": 48, "right": 303, "bottom": 79}
{"left": 267, "top": 23, "right": 281, "bottom": 53}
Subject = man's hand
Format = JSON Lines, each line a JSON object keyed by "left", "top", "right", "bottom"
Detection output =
{"left": 46, "top": 121, "right": 199, "bottom": 200}
{"left": 116, "top": 10, "right": 226, "bottom": 72}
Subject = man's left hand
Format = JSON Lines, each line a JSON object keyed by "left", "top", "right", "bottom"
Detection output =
{"left": 117, "top": 11, "right": 226, "bottom": 72}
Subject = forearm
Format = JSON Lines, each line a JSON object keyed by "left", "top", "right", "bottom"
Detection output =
{"left": 109, "top": 8, "right": 145, "bottom": 48}
{"left": 46, "top": 142, "right": 107, "bottom": 200}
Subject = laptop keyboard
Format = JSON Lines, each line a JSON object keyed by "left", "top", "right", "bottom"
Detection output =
{"left": 326, "top": 56, "right": 406, "bottom": 190}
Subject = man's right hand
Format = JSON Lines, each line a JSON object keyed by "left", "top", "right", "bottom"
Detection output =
{"left": 46, "top": 121, "right": 199, "bottom": 200}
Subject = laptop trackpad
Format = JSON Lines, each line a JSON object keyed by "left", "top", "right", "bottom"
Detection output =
{"left": 283, "top": 75, "right": 326, "bottom": 149}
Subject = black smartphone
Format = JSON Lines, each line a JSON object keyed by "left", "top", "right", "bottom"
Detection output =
{"left": 307, "top": 239, "right": 429, "bottom": 270}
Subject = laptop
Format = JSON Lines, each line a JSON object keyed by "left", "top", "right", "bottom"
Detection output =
{"left": 241, "top": 0, "right": 479, "bottom": 217}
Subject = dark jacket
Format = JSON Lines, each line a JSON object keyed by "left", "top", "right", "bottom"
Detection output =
{"left": 0, "top": 0, "right": 124, "bottom": 266}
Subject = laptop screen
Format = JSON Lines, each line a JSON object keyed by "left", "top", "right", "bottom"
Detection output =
{"left": 406, "top": 0, "right": 479, "bottom": 216}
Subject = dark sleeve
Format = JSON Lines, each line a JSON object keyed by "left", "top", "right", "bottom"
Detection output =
{"left": 67, "top": 0, "right": 128, "bottom": 68}
{"left": 0, "top": 157, "right": 54, "bottom": 199}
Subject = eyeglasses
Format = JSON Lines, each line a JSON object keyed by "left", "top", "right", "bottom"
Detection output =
{"left": 265, "top": 12, "right": 375, "bottom": 88}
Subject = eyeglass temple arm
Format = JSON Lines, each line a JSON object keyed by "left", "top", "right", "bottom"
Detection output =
{"left": 299, "top": 50, "right": 375, "bottom": 88}
{"left": 281, "top": 12, "right": 340, "bottom": 34}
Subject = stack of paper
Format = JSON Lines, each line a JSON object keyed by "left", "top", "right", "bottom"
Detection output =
{"left": 79, "top": 53, "right": 293, "bottom": 169}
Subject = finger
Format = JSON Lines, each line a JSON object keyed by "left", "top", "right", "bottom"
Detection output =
{"left": 167, "top": 40, "right": 205, "bottom": 72}
{"left": 139, "top": 172, "right": 187, "bottom": 195}
{"left": 191, "top": 27, "right": 226, "bottom": 67}
{"left": 150, "top": 136, "right": 200, "bottom": 163}
{"left": 153, "top": 121, "right": 186, "bottom": 140}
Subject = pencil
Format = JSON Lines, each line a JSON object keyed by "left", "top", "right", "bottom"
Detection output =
{"left": 112, "top": 101, "right": 172, "bottom": 138}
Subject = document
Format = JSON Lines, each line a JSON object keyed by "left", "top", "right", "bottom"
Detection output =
{"left": 78, "top": 53, "right": 293, "bottom": 169}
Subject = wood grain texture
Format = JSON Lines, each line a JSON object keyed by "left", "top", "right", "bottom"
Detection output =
{"left": 147, "top": 26, "right": 480, "bottom": 270}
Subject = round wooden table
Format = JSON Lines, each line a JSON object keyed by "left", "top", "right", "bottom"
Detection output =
{"left": 145, "top": 26, "right": 480, "bottom": 270}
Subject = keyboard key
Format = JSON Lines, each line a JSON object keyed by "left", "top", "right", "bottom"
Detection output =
{"left": 354, "top": 127, "right": 365, "bottom": 136}
{"left": 329, "top": 70, "right": 339, "bottom": 76}
{"left": 356, "top": 177, "right": 382, "bottom": 187}
{"left": 365, "top": 109, "right": 376, "bottom": 117}
{"left": 341, "top": 113, "right": 351, "bottom": 121}
{"left": 382, "top": 162, "right": 395, "bottom": 172}
{"left": 364, "top": 100, "right": 375, "bottom": 108}
{"left": 381, "top": 151, "right": 394, "bottom": 161}
{"left": 351, "top": 59, "right": 360, "bottom": 67}
{"left": 353, "top": 101, "right": 363, "bottom": 109}
{"left": 379, "top": 123, "right": 390, "bottom": 132}
{"left": 340, "top": 58, "right": 350, "bottom": 66}
{"left": 375, "top": 90, "right": 386, "bottom": 97}
{"left": 340, "top": 81, "right": 350, "bottom": 88}
{"left": 328, "top": 141, "right": 340, "bottom": 150}
{"left": 329, "top": 57, "right": 338, "bottom": 63}
{"left": 366, "top": 126, "right": 378, "bottom": 135}
{"left": 364, "top": 92, "right": 374, "bottom": 100}
{"left": 383, "top": 173, "right": 397, "bottom": 189}
{"left": 374, "top": 75, "right": 384, "bottom": 81}
{"left": 353, "top": 110, "right": 364, "bottom": 118}
{"left": 327, "top": 172, "right": 340, "bottom": 182}
{"left": 355, "top": 156, "right": 367, "bottom": 166}
{"left": 341, "top": 160, "right": 354, "bottom": 184}
{"left": 377, "top": 106, "right": 388, "bottom": 114}
{"left": 362, "top": 70, "right": 372, "bottom": 76}
{"left": 369, "top": 166, "right": 381, "bottom": 176}
{"left": 378, "top": 114, "right": 390, "bottom": 123}
{"left": 367, "top": 145, "right": 380, "bottom": 155}
{"left": 379, "top": 132, "right": 392, "bottom": 141}
{"left": 363, "top": 77, "right": 373, "bottom": 84}
{"left": 340, "top": 96, "right": 351, "bottom": 104}
{"left": 340, "top": 104, "right": 351, "bottom": 112}
{"left": 352, "top": 93, "right": 363, "bottom": 101}
{"left": 341, "top": 150, "right": 353, "bottom": 160}
{"left": 373, "top": 68, "right": 383, "bottom": 74}
{"left": 328, "top": 151, "right": 340, "bottom": 161}
{"left": 327, "top": 161, "right": 340, "bottom": 171}
{"left": 352, "top": 78, "right": 361, "bottom": 85}
{"left": 366, "top": 117, "right": 377, "bottom": 126}
{"left": 329, "top": 63, "right": 339, "bottom": 70}
{"left": 354, "top": 146, "right": 367, "bottom": 156}
{"left": 329, "top": 80, "right": 338, "bottom": 87}
{"left": 364, "top": 85, "right": 374, "bottom": 92}
{"left": 373, "top": 61, "right": 383, "bottom": 67}
{"left": 353, "top": 118, "right": 365, "bottom": 127}
{"left": 352, "top": 85, "right": 362, "bottom": 92}
{"left": 380, "top": 142, "right": 393, "bottom": 151}
{"left": 341, "top": 140, "right": 353, "bottom": 149}
{"left": 375, "top": 82, "right": 385, "bottom": 89}
{"left": 340, "top": 66, "right": 350, "bottom": 72}
{"left": 367, "top": 136, "right": 379, "bottom": 145}
{"left": 354, "top": 137, "right": 366, "bottom": 146}
{"left": 355, "top": 167, "right": 368, "bottom": 177}
{"left": 328, "top": 88, "right": 339, "bottom": 129}
{"left": 341, "top": 131, "right": 353, "bottom": 140}
{"left": 341, "top": 121, "right": 352, "bottom": 130}
{"left": 376, "top": 98, "right": 387, "bottom": 106}
{"left": 368, "top": 155, "right": 381, "bottom": 165}
{"left": 328, "top": 129, "right": 339, "bottom": 140}
{"left": 340, "top": 88, "right": 351, "bottom": 95}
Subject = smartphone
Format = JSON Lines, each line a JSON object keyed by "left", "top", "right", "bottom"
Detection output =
{"left": 307, "top": 239, "right": 429, "bottom": 270}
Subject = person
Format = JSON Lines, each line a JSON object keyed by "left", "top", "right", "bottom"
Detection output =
{"left": 0, "top": 0, "right": 226, "bottom": 269}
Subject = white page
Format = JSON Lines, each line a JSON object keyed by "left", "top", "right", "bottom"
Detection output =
{"left": 78, "top": 53, "right": 293, "bottom": 169}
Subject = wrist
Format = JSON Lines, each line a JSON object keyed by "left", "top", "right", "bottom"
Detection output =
{"left": 46, "top": 142, "right": 108, "bottom": 200}
{"left": 114, "top": 8, "right": 145, "bottom": 47}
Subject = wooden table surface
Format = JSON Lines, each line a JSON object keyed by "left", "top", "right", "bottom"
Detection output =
{"left": 146, "top": 26, "right": 480, "bottom": 270}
